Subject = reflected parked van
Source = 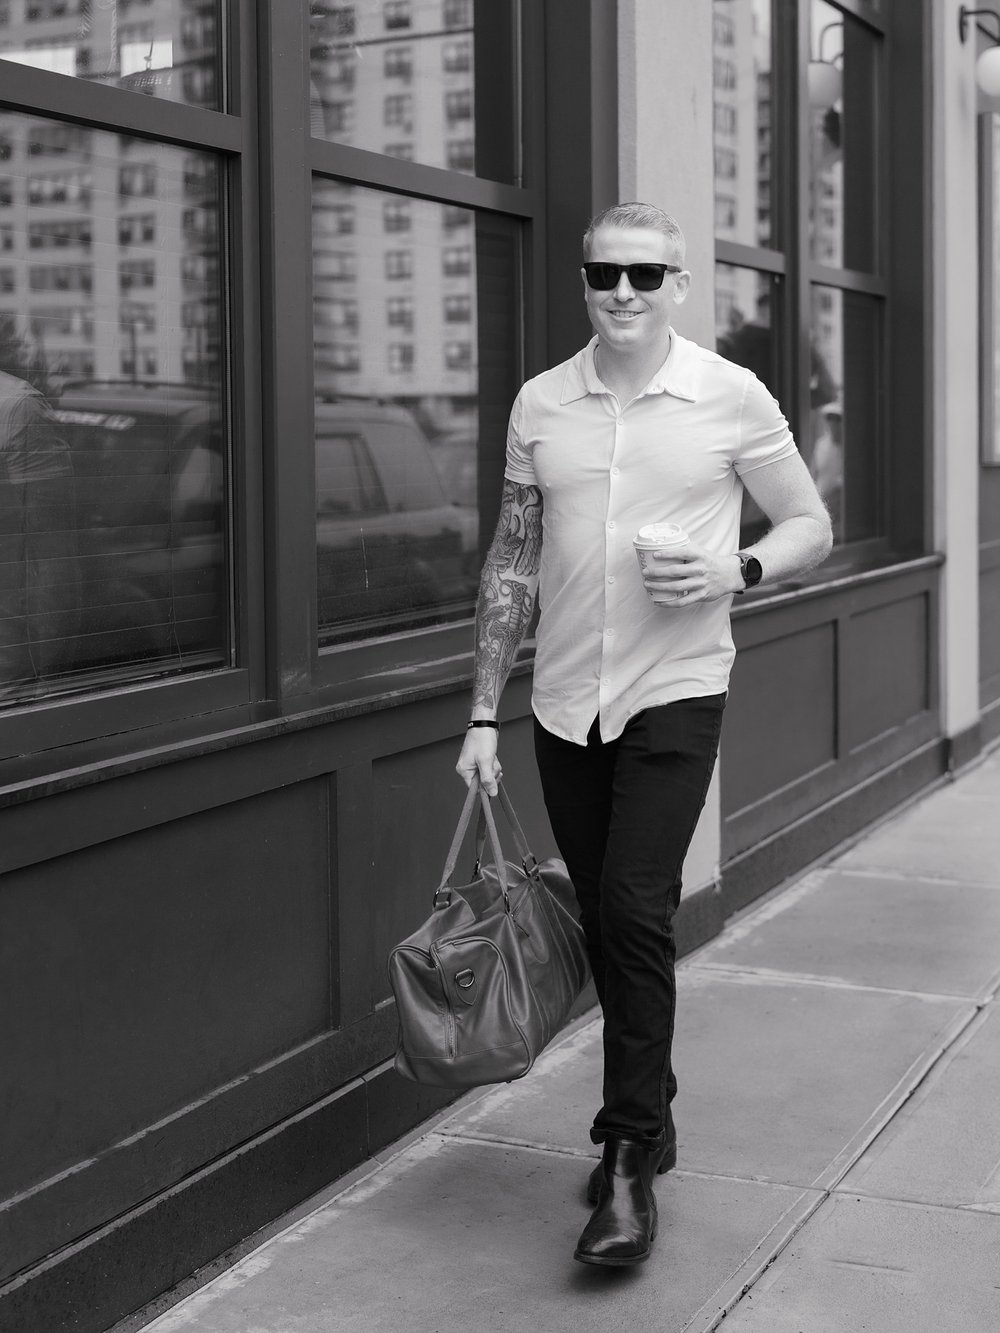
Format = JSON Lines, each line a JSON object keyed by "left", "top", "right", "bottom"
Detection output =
{"left": 315, "top": 399, "right": 478, "bottom": 642}
{"left": 52, "top": 379, "right": 228, "bottom": 686}
{"left": 36, "top": 385, "right": 478, "bottom": 694}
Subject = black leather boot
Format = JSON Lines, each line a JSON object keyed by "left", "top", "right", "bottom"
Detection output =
{"left": 574, "top": 1137, "right": 659, "bottom": 1267}
{"left": 585, "top": 1111, "right": 676, "bottom": 1205}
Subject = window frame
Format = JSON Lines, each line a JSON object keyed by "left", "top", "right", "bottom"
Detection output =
{"left": 261, "top": 0, "right": 544, "bottom": 707}
{"left": 0, "top": 2, "right": 264, "bottom": 764}
{"left": 0, "top": 0, "right": 616, "bottom": 763}
{"left": 713, "top": 0, "right": 924, "bottom": 574}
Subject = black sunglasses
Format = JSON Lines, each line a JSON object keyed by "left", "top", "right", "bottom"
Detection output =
{"left": 583, "top": 261, "right": 682, "bottom": 292}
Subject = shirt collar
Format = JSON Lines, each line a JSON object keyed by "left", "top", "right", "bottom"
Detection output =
{"left": 560, "top": 331, "right": 700, "bottom": 405}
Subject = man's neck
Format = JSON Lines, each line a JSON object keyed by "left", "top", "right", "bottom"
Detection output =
{"left": 595, "top": 333, "right": 673, "bottom": 404}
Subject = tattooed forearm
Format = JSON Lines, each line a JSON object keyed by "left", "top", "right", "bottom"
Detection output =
{"left": 472, "top": 481, "right": 543, "bottom": 713}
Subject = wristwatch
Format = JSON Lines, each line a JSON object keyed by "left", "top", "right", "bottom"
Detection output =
{"left": 736, "top": 552, "right": 763, "bottom": 593}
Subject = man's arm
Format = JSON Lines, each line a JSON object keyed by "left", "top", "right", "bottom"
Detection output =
{"left": 642, "top": 453, "right": 832, "bottom": 603}
{"left": 733, "top": 450, "right": 833, "bottom": 586}
{"left": 457, "top": 479, "right": 543, "bottom": 792}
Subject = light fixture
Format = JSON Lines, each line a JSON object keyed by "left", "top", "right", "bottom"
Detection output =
{"left": 959, "top": 6, "right": 1000, "bottom": 96}
{"left": 808, "top": 20, "right": 843, "bottom": 108}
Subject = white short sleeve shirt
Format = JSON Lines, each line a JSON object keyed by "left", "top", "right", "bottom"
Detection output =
{"left": 504, "top": 331, "right": 798, "bottom": 744}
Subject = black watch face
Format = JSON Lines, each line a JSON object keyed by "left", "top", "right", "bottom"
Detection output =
{"left": 742, "top": 555, "right": 762, "bottom": 586}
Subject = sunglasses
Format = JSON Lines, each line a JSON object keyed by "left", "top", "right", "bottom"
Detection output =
{"left": 583, "top": 261, "right": 682, "bottom": 292}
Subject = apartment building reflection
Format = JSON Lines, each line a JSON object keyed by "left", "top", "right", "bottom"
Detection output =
{"left": 310, "top": 0, "right": 479, "bottom": 442}
{"left": 0, "top": 0, "right": 220, "bottom": 388}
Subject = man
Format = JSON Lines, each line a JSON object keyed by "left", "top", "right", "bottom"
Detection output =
{"left": 456, "top": 202, "right": 832, "bottom": 1268}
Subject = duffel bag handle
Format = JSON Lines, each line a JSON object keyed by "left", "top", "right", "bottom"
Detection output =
{"left": 436, "top": 776, "right": 510, "bottom": 912}
{"left": 494, "top": 781, "right": 539, "bottom": 874}
{"left": 472, "top": 780, "right": 539, "bottom": 877}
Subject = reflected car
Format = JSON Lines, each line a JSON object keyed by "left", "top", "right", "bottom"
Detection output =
{"left": 315, "top": 400, "right": 479, "bottom": 641}
{"left": 51, "top": 379, "right": 228, "bottom": 682}
{"left": 48, "top": 385, "right": 479, "bottom": 685}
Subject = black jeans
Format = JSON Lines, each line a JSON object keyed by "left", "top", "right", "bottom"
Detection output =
{"left": 534, "top": 695, "right": 726, "bottom": 1149}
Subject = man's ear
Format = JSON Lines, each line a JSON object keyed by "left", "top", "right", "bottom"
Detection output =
{"left": 672, "top": 270, "right": 692, "bottom": 306}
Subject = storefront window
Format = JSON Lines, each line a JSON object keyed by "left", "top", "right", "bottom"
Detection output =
{"left": 808, "top": 0, "right": 879, "bottom": 272}
{"left": 715, "top": 263, "right": 778, "bottom": 396}
{"left": 712, "top": 0, "right": 774, "bottom": 250}
{"left": 714, "top": 0, "right": 886, "bottom": 555}
{"left": 0, "top": 110, "right": 228, "bottom": 707}
{"left": 716, "top": 262, "right": 781, "bottom": 546}
{"left": 313, "top": 181, "right": 518, "bottom": 645}
{"left": 0, "top": 1, "right": 223, "bottom": 111}
{"left": 310, "top": 0, "right": 519, "bottom": 185}
{"left": 809, "top": 285, "right": 880, "bottom": 544}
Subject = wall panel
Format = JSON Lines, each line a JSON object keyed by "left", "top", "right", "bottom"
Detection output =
{"left": 845, "top": 594, "right": 930, "bottom": 750}
{"left": 723, "top": 562, "right": 941, "bottom": 865}
{"left": 722, "top": 622, "right": 837, "bottom": 815}
{"left": 0, "top": 779, "right": 331, "bottom": 1279}
{"left": 980, "top": 549, "right": 1000, "bottom": 706}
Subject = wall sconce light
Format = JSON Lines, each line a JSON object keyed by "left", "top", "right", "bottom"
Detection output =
{"left": 808, "top": 21, "right": 843, "bottom": 108}
{"left": 960, "top": 6, "right": 1000, "bottom": 96}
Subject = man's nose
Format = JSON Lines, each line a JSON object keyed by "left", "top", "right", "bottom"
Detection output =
{"left": 613, "top": 271, "right": 636, "bottom": 301}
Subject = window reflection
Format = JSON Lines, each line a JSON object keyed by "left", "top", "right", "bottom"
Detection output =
{"left": 712, "top": 0, "right": 773, "bottom": 249}
{"left": 313, "top": 181, "right": 518, "bottom": 645}
{"left": 715, "top": 262, "right": 782, "bottom": 546}
{"left": 310, "top": 0, "right": 517, "bottom": 185}
{"left": 0, "top": 112, "right": 228, "bottom": 706}
{"left": 0, "top": 1, "right": 222, "bottom": 110}
{"left": 810, "top": 285, "right": 880, "bottom": 545}
{"left": 808, "top": 0, "right": 878, "bottom": 272}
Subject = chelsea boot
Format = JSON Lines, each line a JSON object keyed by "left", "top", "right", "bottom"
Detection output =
{"left": 574, "top": 1136, "right": 660, "bottom": 1267}
{"left": 585, "top": 1112, "right": 676, "bottom": 1205}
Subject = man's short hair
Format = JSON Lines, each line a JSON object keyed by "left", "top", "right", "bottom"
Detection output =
{"left": 582, "top": 202, "right": 686, "bottom": 263}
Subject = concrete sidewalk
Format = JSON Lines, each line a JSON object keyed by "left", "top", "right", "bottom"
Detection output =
{"left": 134, "top": 746, "right": 1000, "bottom": 1333}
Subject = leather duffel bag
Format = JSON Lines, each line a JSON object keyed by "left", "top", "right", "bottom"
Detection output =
{"left": 388, "top": 777, "right": 591, "bottom": 1088}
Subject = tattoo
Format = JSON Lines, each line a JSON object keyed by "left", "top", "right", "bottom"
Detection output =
{"left": 472, "top": 481, "right": 543, "bottom": 712}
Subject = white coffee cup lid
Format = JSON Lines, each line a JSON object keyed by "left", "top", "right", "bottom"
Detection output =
{"left": 635, "top": 522, "right": 688, "bottom": 547}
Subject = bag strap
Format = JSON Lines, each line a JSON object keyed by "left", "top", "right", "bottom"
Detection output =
{"left": 471, "top": 781, "right": 538, "bottom": 877}
{"left": 435, "top": 777, "right": 510, "bottom": 911}
{"left": 493, "top": 780, "right": 540, "bottom": 873}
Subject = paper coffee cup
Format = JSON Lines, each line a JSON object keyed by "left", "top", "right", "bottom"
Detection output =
{"left": 633, "top": 522, "right": 690, "bottom": 604}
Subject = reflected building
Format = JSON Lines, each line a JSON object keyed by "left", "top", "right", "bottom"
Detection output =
{"left": 310, "top": 0, "right": 477, "bottom": 435}
{"left": 712, "top": 0, "right": 769, "bottom": 340}
{"left": 0, "top": 0, "right": 220, "bottom": 388}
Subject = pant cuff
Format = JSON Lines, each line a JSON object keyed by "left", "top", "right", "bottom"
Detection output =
{"left": 590, "top": 1125, "right": 665, "bottom": 1152}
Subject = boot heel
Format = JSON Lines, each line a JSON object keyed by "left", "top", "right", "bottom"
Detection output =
{"left": 658, "top": 1142, "right": 677, "bottom": 1174}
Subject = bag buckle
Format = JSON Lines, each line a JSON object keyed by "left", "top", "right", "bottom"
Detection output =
{"left": 433, "top": 888, "right": 453, "bottom": 910}
{"left": 455, "top": 969, "right": 475, "bottom": 989}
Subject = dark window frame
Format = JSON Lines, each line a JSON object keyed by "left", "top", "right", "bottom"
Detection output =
{"left": 280, "top": 0, "right": 547, "bottom": 705}
{"left": 0, "top": 0, "right": 620, "bottom": 770}
{"left": 0, "top": 1, "right": 263, "bottom": 768}
{"left": 713, "top": 0, "right": 929, "bottom": 579}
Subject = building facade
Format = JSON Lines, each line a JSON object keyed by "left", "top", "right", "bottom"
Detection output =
{"left": 0, "top": 2, "right": 995, "bottom": 1329}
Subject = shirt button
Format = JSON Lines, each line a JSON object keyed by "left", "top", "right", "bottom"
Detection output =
{"left": 606, "top": 627, "right": 615, "bottom": 636}
{"left": 607, "top": 520, "right": 615, "bottom": 530}
{"left": 611, "top": 467, "right": 620, "bottom": 476}
{"left": 607, "top": 575, "right": 615, "bottom": 584}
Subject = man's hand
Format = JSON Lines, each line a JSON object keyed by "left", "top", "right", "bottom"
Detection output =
{"left": 641, "top": 541, "right": 743, "bottom": 605}
{"left": 456, "top": 726, "right": 503, "bottom": 796}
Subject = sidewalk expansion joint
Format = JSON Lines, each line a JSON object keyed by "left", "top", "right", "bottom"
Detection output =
{"left": 833, "top": 864, "right": 1000, "bottom": 891}
{"left": 828, "top": 1184, "right": 1000, "bottom": 1216}
{"left": 433, "top": 1130, "right": 597, "bottom": 1162}
{"left": 683, "top": 961, "right": 984, "bottom": 1004}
